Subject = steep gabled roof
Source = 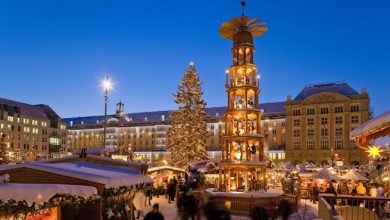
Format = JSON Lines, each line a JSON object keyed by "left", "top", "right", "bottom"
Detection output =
{"left": 294, "top": 83, "right": 359, "bottom": 101}
{"left": 0, "top": 97, "right": 62, "bottom": 120}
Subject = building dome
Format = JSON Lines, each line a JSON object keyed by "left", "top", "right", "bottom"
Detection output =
{"left": 233, "top": 30, "right": 253, "bottom": 46}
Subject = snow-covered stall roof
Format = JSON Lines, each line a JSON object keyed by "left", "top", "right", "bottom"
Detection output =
{"left": 350, "top": 110, "right": 390, "bottom": 138}
{"left": 0, "top": 183, "right": 97, "bottom": 205}
{"left": 0, "top": 161, "right": 152, "bottom": 189}
{"left": 41, "top": 155, "right": 149, "bottom": 175}
{"left": 309, "top": 168, "right": 339, "bottom": 180}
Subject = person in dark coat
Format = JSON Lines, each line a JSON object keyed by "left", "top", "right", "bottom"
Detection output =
{"left": 203, "top": 201, "right": 231, "bottom": 220}
{"left": 325, "top": 183, "right": 337, "bottom": 205}
{"left": 312, "top": 185, "right": 319, "bottom": 204}
{"left": 168, "top": 177, "right": 177, "bottom": 203}
{"left": 250, "top": 206, "right": 269, "bottom": 220}
{"left": 144, "top": 203, "right": 164, "bottom": 220}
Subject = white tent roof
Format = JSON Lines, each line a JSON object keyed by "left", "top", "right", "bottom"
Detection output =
{"left": 0, "top": 183, "right": 97, "bottom": 205}
{"left": 309, "top": 168, "right": 339, "bottom": 180}
{"left": 340, "top": 169, "right": 368, "bottom": 181}
{"left": 350, "top": 110, "right": 390, "bottom": 138}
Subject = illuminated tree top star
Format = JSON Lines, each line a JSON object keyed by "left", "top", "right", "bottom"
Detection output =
{"left": 366, "top": 146, "right": 383, "bottom": 159}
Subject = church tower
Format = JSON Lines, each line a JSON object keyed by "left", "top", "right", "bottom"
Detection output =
{"left": 218, "top": 1, "right": 268, "bottom": 192}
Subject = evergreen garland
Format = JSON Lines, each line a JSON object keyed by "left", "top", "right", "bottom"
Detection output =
{"left": 0, "top": 194, "right": 100, "bottom": 219}
{"left": 102, "top": 183, "right": 147, "bottom": 220}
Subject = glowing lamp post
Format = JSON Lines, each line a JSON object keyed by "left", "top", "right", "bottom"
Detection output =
{"left": 101, "top": 76, "right": 112, "bottom": 149}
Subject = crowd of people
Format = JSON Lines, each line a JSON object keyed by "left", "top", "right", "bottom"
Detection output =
{"left": 135, "top": 172, "right": 307, "bottom": 220}
{"left": 310, "top": 180, "right": 389, "bottom": 203}
{"left": 309, "top": 179, "right": 390, "bottom": 218}
{"left": 138, "top": 173, "right": 201, "bottom": 220}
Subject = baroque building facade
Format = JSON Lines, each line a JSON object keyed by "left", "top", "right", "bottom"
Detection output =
{"left": 64, "top": 82, "right": 370, "bottom": 166}
{"left": 0, "top": 97, "right": 68, "bottom": 160}
{"left": 285, "top": 83, "right": 370, "bottom": 166}
{"left": 65, "top": 102, "right": 286, "bottom": 165}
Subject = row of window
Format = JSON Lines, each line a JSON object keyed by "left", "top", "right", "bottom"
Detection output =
{"left": 1, "top": 124, "right": 55, "bottom": 134}
{"left": 292, "top": 105, "right": 360, "bottom": 116}
{"left": 293, "top": 128, "right": 345, "bottom": 137}
{"left": 8, "top": 143, "right": 51, "bottom": 151}
{"left": 292, "top": 140, "right": 357, "bottom": 150}
{"left": 293, "top": 115, "right": 359, "bottom": 126}
{"left": 6, "top": 116, "right": 48, "bottom": 127}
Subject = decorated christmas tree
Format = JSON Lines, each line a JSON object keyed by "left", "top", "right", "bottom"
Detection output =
{"left": 167, "top": 63, "right": 208, "bottom": 168}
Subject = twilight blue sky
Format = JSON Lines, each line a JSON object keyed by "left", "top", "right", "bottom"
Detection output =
{"left": 0, "top": 0, "right": 389, "bottom": 118}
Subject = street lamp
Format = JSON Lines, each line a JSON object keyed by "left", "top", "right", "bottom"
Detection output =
{"left": 101, "top": 76, "right": 112, "bottom": 149}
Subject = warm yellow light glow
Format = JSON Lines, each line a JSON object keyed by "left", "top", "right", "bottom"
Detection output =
{"left": 101, "top": 77, "right": 112, "bottom": 92}
{"left": 234, "top": 152, "right": 241, "bottom": 160}
{"left": 366, "top": 146, "right": 383, "bottom": 159}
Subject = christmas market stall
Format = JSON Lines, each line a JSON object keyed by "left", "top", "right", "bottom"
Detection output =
{"left": 147, "top": 165, "right": 186, "bottom": 195}
{"left": 0, "top": 155, "right": 151, "bottom": 220}
{"left": 340, "top": 169, "right": 368, "bottom": 181}
{"left": 189, "top": 161, "right": 219, "bottom": 189}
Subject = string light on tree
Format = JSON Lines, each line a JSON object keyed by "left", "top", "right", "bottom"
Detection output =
{"left": 166, "top": 63, "right": 208, "bottom": 168}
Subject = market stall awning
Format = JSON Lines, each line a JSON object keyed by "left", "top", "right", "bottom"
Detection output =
{"left": 309, "top": 168, "right": 339, "bottom": 180}
{"left": 0, "top": 183, "right": 97, "bottom": 205}
{"left": 340, "top": 169, "right": 368, "bottom": 181}
{"left": 350, "top": 110, "right": 390, "bottom": 145}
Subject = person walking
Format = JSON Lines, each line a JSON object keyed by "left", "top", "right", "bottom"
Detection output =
{"left": 144, "top": 183, "right": 153, "bottom": 206}
{"left": 312, "top": 184, "right": 319, "bottom": 204}
{"left": 144, "top": 203, "right": 164, "bottom": 220}
{"left": 325, "top": 182, "right": 337, "bottom": 206}
{"left": 168, "top": 178, "right": 176, "bottom": 203}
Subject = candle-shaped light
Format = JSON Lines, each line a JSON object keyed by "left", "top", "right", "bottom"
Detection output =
{"left": 225, "top": 69, "right": 229, "bottom": 85}
{"left": 256, "top": 75, "right": 260, "bottom": 87}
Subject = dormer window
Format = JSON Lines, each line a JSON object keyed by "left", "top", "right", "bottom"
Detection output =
{"left": 161, "top": 115, "right": 165, "bottom": 121}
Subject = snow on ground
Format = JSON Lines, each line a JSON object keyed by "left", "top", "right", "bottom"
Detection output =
{"left": 133, "top": 193, "right": 178, "bottom": 219}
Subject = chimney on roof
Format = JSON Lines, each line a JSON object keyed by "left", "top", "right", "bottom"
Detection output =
{"left": 116, "top": 101, "right": 124, "bottom": 117}
{"left": 286, "top": 95, "right": 292, "bottom": 104}
{"left": 361, "top": 88, "right": 368, "bottom": 98}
